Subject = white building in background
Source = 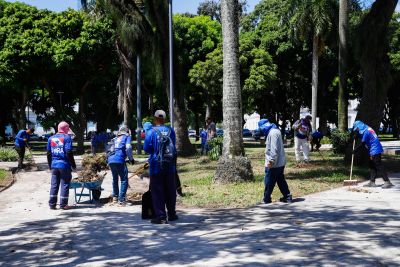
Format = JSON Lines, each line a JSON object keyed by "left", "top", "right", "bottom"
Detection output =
{"left": 299, "top": 99, "right": 360, "bottom": 131}
{"left": 347, "top": 99, "right": 359, "bottom": 129}
{"left": 244, "top": 112, "right": 261, "bottom": 131}
{"left": 6, "top": 105, "right": 97, "bottom": 137}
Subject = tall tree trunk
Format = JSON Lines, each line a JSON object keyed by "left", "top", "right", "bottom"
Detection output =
{"left": 194, "top": 112, "right": 200, "bottom": 142}
{"left": 338, "top": 0, "right": 349, "bottom": 132}
{"left": 76, "top": 81, "right": 90, "bottom": 154}
{"left": 173, "top": 102, "right": 195, "bottom": 156}
{"left": 355, "top": 0, "right": 398, "bottom": 131}
{"left": 205, "top": 102, "right": 211, "bottom": 120}
{"left": 214, "top": 0, "right": 253, "bottom": 184}
{"left": 77, "top": 94, "right": 86, "bottom": 154}
{"left": 311, "top": 35, "right": 319, "bottom": 132}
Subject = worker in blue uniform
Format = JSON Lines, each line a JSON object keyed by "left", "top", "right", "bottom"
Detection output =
{"left": 144, "top": 110, "right": 178, "bottom": 224}
{"left": 47, "top": 122, "right": 76, "bottom": 210}
{"left": 353, "top": 120, "right": 394, "bottom": 188}
{"left": 107, "top": 125, "right": 135, "bottom": 205}
{"left": 14, "top": 127, "right": 35, "bottom": 169}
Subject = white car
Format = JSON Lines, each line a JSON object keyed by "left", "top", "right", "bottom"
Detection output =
{"left": 188, "top": 129, "right": 197, "bottom": 138}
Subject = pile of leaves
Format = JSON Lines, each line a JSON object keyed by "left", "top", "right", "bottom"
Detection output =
{"left": 74, "top": 154, "right": 108, "bottom": 183}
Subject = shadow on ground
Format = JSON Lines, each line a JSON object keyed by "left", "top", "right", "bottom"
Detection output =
{"left": 0, "top": 199, "right": 399, "bottom": 266}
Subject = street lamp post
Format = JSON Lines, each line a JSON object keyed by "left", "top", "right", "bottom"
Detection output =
{"left": 135, "top": 0, "right": 145, "bottom": 155}
{"left": 56, "top": 91, "right": 64, "bottom": 108}
{"left": 169, "top": 0, "right": 174, "bottom": 128}
{"left": 137, "top": 54, "right": 142, "bottom": 154}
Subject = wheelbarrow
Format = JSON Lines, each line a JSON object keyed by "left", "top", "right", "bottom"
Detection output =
{"left": 70, "top": 174, "right": 106, "bottom": 204}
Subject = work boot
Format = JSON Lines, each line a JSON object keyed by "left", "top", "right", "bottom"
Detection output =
{"left": 151, "top": 218, "right": 168, "bottom": 224}
{"left": 168, "top": 214, "right": 179, "bottom": 221}
{"left": 279, "top": 194, "right": 293, "bottom": 203}
{"left": 112, "top": 197, "right": 118, "bottom": 203}
{"left": 381, "top": 181, "right": 394, "bottom": 189}
{"left": 363, "top": 181, "right": 379, "bottom": 188}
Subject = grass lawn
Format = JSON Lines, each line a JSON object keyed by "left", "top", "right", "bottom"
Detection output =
{"left": 176, "top": 143, "right": 373, "bottom": 209}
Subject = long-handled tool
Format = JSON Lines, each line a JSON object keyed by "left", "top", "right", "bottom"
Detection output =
{"left": 343, "top": 138, "right": 359, "bottom": 186}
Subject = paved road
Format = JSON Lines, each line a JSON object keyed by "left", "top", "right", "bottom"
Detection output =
{"left": 0, "top": 156, "right": 399, "bottom": 266}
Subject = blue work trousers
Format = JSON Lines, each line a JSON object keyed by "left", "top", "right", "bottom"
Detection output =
{"left": 49, "top": 168, "right": 72, "bottom": 208}
{"left": 264, "top": 166, "right": 291, "bottom": 203}
{"left": 109, "top": 163, "right": 129, "bottom": 202}
{"left": 150, "top": 171, "right": 176, "bottom": 219}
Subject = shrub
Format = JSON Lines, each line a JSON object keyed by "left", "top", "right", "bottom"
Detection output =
{"left": 0, "top": 147, "right": 19, "bottom": 162}
{"left": 207, "top": 136, "right": 223, "bottom": 160}
{"left": 330, "top": 130, "right": 350, "bottom": 154}
{"left": 0, "top": 147, "right": 32, "bottom": 162}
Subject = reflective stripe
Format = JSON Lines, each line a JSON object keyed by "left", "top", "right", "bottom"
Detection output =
{"left": 60, "top": 196, "right": 69, "bottom": 199}
{"left": 49, "top": 195, "right": 57, "bottom": 198}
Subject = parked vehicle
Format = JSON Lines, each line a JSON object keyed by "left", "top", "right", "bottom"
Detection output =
{"left": 252, "top": 129, "right": 261, "bottom": 140}
{"left": 188, "top": 129, "right": 197, "bottom": 138}
{"left": 29, "top": 134, "right": 41, "bottom": 141}
{"left": 243, "top": 128, "right": 252, "bottom": 138}
{"left": 40, "top": 133, "right": 53, "bottom": 141}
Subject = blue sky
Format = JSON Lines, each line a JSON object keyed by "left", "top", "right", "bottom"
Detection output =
{"left": 4, "top": 0, "right": 400, "bottom": 13}
{"left": 4, "top": 0, "right": 269, "bottom": 13}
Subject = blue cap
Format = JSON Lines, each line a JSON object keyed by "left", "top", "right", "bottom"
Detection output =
{"left": 143, "top": 122, "right": 153, "bottom": 132}
{"left": 353, "top": 120, "right": 368, "bottom": 134}
{"left": 258, "top": 119, "right": 277, "bottom": 137}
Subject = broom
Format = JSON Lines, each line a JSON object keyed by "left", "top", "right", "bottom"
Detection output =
{"left": 129, "top": 162, "right": 149, "bottom": 179}
{"left": 343, "top": 138, "right": 359, "bottom": 186}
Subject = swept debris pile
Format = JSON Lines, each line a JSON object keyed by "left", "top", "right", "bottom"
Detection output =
{"left": 73, "top": 154, "right": 109, "bottom": 183}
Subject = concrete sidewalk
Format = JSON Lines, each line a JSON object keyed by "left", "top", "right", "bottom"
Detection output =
{"left": 0, "top": 156, "right": 399, "bottom": 266}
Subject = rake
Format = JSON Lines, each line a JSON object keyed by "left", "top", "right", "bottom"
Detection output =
{"left": 343, "top": 138, "right": 359, "bottom": 186}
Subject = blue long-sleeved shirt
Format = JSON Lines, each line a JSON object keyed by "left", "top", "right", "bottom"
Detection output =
{"left": 14, "top": 130, "right": 30, "bottom": 148}
{"left": 361, "top": 128, "right": 383, "bottom": 156}
{"left": 144, "top": 125, "right": 176, "bottom": 175}
{"left": 107, "top": 134, "right": 134, "bottom": 164}
{"left": 47, "top": 133, "right": 73, "bottom": 169}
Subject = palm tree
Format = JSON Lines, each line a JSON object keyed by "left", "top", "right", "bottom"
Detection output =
{"left": 98, "top": 0, "right": 153, "bottom": 128}
{"left": 214, "top": 0, "right": 254, "bottom": 184}
{"left": 338, "top": 0, "right": 348, "bottom": 132}
{"left": 288, "top": 0, "right": 337, "bottom": 131}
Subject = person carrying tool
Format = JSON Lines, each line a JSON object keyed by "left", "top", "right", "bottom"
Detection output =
{"left": 292, "top": 115, "right": 312, "bottom": 163}
{"left": 311, "top": 128, "right": 323, "bottom": 152}
{"left": 352, "top": 120, "right": 394, "bottom": 188}
{"left": 144, "top": 110, "right": 178, "bottom": 224}
{"left": 107, "top": 125, "right": 135, "bottom": 206}
{"left": 259, "top": 119, "right": 292, "bottom": 204}
{"left": 14, "top": 127, "right": 35, "bottom": 169}
{"left": 47, "top": 122, "right": 76, "bottom": 210}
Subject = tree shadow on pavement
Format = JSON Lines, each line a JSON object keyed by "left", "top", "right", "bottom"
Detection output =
{"left": 0, "top": 196, "right": 399, "bottom": 266}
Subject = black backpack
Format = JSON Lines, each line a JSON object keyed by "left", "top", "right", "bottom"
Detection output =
{"left": 153, "top": 127, "right": 176, "bottom": 169}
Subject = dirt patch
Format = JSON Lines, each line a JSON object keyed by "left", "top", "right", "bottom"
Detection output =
{"left": 0, "top": 170, "right": 15, "bottom": 193}
{"left": 347, "top": 188, "right": 373, "bottom": 193}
